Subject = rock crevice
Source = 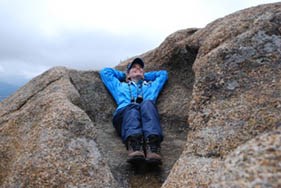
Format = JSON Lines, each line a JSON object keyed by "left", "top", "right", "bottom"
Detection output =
{"left": 1, "top": 2, "right": 281, "bottom": 188}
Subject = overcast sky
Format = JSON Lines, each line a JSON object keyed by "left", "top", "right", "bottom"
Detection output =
{"left": 0, "top": 0, "right": 278, "bottom": 86}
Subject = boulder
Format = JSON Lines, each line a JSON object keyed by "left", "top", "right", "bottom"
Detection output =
{"left": 163, "top": 2, "right": 281, "bottom": 187}
{"left": 1, "top": 2, "right": 281, "bottom": 188}
{"left": 0, "top": 68, "right": 118, "bottom": 187}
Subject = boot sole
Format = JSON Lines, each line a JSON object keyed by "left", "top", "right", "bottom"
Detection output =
{"left": 127, "top": 156, "right": 145, "bottom": 165}
{"left": 146, "top": 158, "right": 162, "bottom": 165}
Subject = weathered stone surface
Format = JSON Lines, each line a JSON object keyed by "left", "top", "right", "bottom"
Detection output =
{"left": 1, "top": 2, "right": 281, "bottom": 188}
{"left": 211, "top": 130, "right": 281, "bottom": 187}
{"left": 0, "top": 67, "right": 117, "bottom": 187}
{"left": 163, "top": 2, "right": 281, "bottom": 188}
{"left": 0, "top": 65, "right": 190, "bottom": 187}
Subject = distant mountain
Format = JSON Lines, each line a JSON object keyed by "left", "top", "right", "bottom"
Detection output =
{"left": 0, "top": 81, "right": 19, "bottom": 101}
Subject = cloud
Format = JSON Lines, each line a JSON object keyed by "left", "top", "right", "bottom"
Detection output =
{"left": 39, "top": 30, "right": 157, "bottom": 68}
{"left": 0, "top": 0, "right": 159, "bottom": 85}
{"left": 0, "top": 0, "right": 278, "bottom": 87}
{"left": 0, "top": 24, "right": 157, "bottom": 85}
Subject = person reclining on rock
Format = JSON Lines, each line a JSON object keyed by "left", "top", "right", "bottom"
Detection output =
{"left": 100, "top": 57, "right": 168, "bottom": 165}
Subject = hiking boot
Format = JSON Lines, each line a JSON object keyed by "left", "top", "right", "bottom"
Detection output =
{"left": 126, "top": 134, "right": 145, "bottom": 164}
{"left": 145, "top": 135, "right": 162, "bottom": 165}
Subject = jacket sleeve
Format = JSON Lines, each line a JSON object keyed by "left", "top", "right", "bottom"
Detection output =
{"left": 144, "top": 70, "right": 168, "bottom": 82}
{"left": 144, "top": 72, "right": 157, "bottom": 81}
{"left": 100, "top": 68, "right": 126, "bottom": 102}
{"left": 145, "top": 70, "right": 168, "bottom": 100}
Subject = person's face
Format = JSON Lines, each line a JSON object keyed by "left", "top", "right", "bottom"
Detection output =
{"left": 127, "top": 63, "right": 144, "bottom": 81}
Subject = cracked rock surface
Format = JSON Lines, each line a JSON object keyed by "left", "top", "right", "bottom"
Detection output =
{"left": 1, "top": 2, "right": 281, "bottom": 188}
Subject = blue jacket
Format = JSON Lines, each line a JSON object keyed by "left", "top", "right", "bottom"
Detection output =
{"left": 100, "top": 68, "right": 168, "bottom": 113}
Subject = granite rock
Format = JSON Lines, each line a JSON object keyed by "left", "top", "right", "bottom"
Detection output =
{"left": 163, "top": 2, "right": 281, "bottom": 187}
{"left": 1, "top": 2, "right": 281, "bottom": 188}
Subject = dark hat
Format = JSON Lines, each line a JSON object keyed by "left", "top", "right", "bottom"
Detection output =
{"left": 127, "top": 58, "right": 144, "bottom": 72}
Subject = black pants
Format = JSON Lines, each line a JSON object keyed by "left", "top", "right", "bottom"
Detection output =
{"left": 113, "top": 100, "right": 163, "bottom": 143}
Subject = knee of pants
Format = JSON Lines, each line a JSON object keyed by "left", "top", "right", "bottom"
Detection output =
{"left": 141, "top": 100, "right": 155, "bottom": 106}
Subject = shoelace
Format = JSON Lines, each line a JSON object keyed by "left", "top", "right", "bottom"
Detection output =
{"left": 147, "top": 143, "right": 160, "bottom": 153}
{"left": 130, "top": 140, "right": 143, "bottom": 151}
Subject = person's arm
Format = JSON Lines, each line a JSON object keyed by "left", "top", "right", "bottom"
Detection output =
{"left": 100, "top": 67, "right": 126, "bottom": 102}
{"left": 144, "top": 70, "right": 168, "bottom": 82}
{"left": 100, "top": 67, "right": 126, "bottom": 82}
{"left": 145, "top": 70, "right": 168, "bottom": 100}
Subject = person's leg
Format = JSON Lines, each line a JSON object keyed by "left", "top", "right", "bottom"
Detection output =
{"left": 113, "top": 104, "right": 143, "bottom": 142}
{"left": 121, "top": 104, "right": 143, "bottom": 143}
{"left": 140, "top": 100, "right": 163, "bottom": 164}
{"left": 140, "top": 100, "right": 163, "bottom": 140}
{"left": 113, "top": 104, "right": 145, "bottom": 163}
